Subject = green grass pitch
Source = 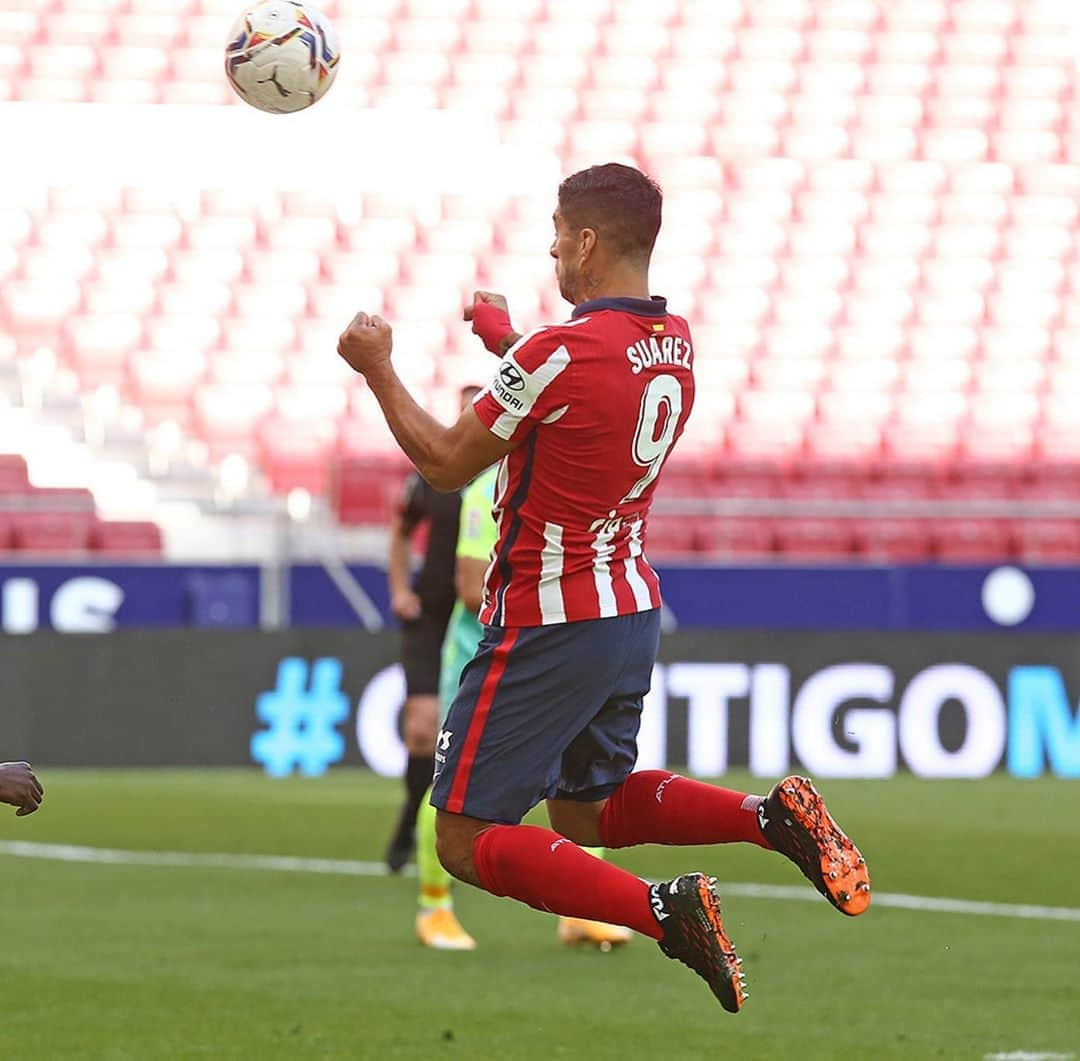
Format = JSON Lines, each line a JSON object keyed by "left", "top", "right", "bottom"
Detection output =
{"left": 1, "top": 770, "right": 1078, "bottom": 1060}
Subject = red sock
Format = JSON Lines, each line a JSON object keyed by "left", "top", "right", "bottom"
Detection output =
{"left": 598, "top": 771, "right": 773, "bottom": 850}
{"left": 472, "top": 824, "right": 663, "bottom": 940}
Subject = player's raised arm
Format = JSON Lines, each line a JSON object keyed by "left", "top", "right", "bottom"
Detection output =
{"left": 464, "top": 291, "right": 522, "bottom": 357}
{"left": 0, "top": 761, "right": 44, "bottom": 816}
{"left": 337, "top": 313, "right": 513, "bottom": 492}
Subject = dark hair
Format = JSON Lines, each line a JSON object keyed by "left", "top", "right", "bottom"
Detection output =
{"left": 557, "top": 163, "right": 663, "bottom": 263}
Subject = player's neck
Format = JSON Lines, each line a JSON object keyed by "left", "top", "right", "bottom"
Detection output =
{"left": 574, "top": 268, "right": 651, "bottom": 305}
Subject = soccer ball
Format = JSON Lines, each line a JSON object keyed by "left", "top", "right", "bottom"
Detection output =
{"left": 225, "top": 1, "right": 340, "bottom": 114}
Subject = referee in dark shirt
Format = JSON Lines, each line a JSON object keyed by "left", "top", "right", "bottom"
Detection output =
{"left": 384, "top": 386, "right": 480, "bottom": 871}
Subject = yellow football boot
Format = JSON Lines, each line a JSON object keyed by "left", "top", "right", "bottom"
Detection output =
{"left": 416, "top": 908, "right": 477, "bottom": 951}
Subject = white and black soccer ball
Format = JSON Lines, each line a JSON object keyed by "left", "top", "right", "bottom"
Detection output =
{"left": 225, "top": 1, "right": 340, "bottom": 114}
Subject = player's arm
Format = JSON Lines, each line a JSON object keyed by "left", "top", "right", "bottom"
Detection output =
{"left": 455, "top": 557, "right": 487, "bottom": 614}
{"left": 338, "top": 314, "right": 513, "bottom": 492}
{"left": 387, "top": 477, "right": 423, "bottom": 621}
{"left": 0, "top": 761, "right": 43, "bottom": 816}
{"left": 464, "top": 292, "right": 521, "bottom": 357}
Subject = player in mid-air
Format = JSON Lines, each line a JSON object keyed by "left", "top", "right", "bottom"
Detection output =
{"left": 414, "top": 461, "right": 631, "bottom": 952}
{"left": 338, "top": 163, "right": 870, "bottom": 1011}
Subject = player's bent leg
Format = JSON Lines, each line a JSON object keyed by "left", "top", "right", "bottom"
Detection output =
{"left": 597, "top": 770, "right": 773, "bottom": 850}
{"left": 759, "top": 775, "right": 871, "bottom": 916}
{"left": 545, "top": 799, "right": 631, "bottom": 950}
{"left": 434, "top": 809, "right": 492, "bottom": 888}
{"left": 416, "top": 797, "right": 475, "bottom": 951}
{"left": 556, "top": 846, "right": 633, "bottom": 951}
{"left": 545, "top": 796, "right": 606, "bottom": 846}
{"left": 429, "top": 614, "right": 746, "bottom": 1010}
{"left": 594, "top": 770, "right": 870, "bottom": 917}
{"left": 446, "top": 815, "right": 746, "bottom": 1011}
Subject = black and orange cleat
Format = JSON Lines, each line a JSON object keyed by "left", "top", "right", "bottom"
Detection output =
{"left": 650, "top": 873, "right": 747, "bottom": 1013}
{"left": 760, "top": 775, "right": 871, "bottom": 917}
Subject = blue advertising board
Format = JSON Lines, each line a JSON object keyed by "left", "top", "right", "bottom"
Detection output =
{"left": 0, "top": 565, "right": 260, "bottom": 632}
{"left": 2, "top": 561, "right": 1079, "bottom": 632}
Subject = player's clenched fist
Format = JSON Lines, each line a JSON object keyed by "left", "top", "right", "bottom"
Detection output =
{"left": 338, "top": 313, "right": 393, "bottom": 376}
{"left": 0, "top": 761, "right": 44, "bottom": 817}
{"left": 465, "top": 292, "right": 519, "bottom": 356}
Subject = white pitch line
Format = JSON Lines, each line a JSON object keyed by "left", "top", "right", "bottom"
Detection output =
{"left": 2, "top": 840, "right": 1080, "bottom": 925}
{"left": 0, "top": 840, "right": 398, "bottom": 877}
{"left": 718, "top": 882, "right": 1080, "bottom": 924}
{"left": 984, "top": 1053, "right": 1076, "bottom": 1060}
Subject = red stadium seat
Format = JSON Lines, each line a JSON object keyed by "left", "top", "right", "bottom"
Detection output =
{"left": 785, "top": 460, "right": 866, "bottom": 498}
{"left": 853, "top": 520, "right": 934, "bottom": 563}
{"left": 933, "top": 521, "right": 1015, "bottom": 563}
{"left": 0, "top": 454, "right": 30, "bottom": 493}
{"left": 695, "top": 517, "right": 776, "bottom": 559}
{"left": 1014, "top": 520, "right": 1080, "bottom": 564}
{"left": 90, "top": 519, "right": 163, "bottom": 557}
{"left": 11, "top": 511, "right": 93, "bottom": 555}
{"left": 331, "top": 457, "right": 409, "bottom": 525}
{"left": 258, "top": 419, "right": 336, "bottom": 496}
{"left": 775, "top": 518, "right": 856, "bottom": 560}
{"left": 642, "top": 517, "right": 697, "bottom": 559}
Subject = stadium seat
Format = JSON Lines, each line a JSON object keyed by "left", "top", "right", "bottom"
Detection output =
{"left": 259, "top": 420, "right": 335, "bottom": 496}
{"left": 933, "top": 521, "right": 1015, "bottom": 562}
{"left": 1014, "top": 520, "right": 1080, "bottom": 564}
{"left": 853, "top": 520, "right": 935, "bottom": 563}
{"left": 11, "top": 509, "right": 94, "bottom": 555}
{"left": 331, "top": 456, "right": 409, "bottom": 525}
{"left": 775, "top": 518, "right": 857, "bottom": 560}
{"left": 641, "top": 517, "right": 698, "bottom": 559}
{"left": 0, "top": 454, "right": 30, "bottom": 493}
{"left": 90, "top": 519, "right": 163, "bottom": 556}
{"left": 695, "top": 517, "right": 777, "bottom": 559}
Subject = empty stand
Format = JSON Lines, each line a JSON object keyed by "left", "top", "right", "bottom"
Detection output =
{"left": 2, "top": 0, "right": 1080, "bottom": 561}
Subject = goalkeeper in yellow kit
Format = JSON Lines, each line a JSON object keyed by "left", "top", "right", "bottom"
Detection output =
{"left": 414, "top": 464, "right": 632, "bottom": 951}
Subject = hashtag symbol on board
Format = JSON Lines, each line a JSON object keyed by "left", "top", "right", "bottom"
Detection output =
{"left": 251, "top": 658, "right": 349, "bottom": 777}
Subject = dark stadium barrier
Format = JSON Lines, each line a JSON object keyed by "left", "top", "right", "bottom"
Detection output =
{"left": 2, "top": 629, "right": 1078, "bottom": 778}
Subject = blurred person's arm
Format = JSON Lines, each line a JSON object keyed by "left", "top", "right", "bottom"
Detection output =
{"left": 388, "top": 476, "right": 424, "bottom": 621}
{"left": 0, "top": 761, "right": 43, "bottom": 816}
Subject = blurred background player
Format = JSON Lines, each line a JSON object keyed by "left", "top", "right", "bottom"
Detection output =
{"left": 384, "top": 385, "right": 481, "bottom": 873}
{"left": 412, "top": 462, "right": 492, "bottom": 949}
{"left": 415, "top": 459, "right": 631, "bottom": 952}
{"left": 0, "top": 761, "right": 44, "bottom": 817}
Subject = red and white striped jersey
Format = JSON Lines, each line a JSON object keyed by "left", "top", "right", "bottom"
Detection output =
{"left": 472, "top": 296, "right": 695, "bottom": 627}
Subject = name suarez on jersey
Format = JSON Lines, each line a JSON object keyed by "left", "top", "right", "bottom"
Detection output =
{"left": 625, "top": 334, "right": 693, "bottom": 374}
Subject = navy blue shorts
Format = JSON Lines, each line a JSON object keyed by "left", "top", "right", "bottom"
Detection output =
{"left": 430, "top": 609, "right": 661, "bottom": 825}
